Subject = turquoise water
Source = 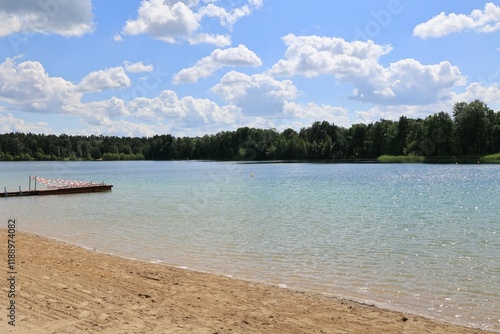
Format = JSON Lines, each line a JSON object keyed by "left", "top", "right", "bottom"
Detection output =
{"left": 1, "top": 161, "right": 499, "bottom": 331}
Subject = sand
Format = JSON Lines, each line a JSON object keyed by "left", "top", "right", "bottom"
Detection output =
{"left": 0, "top": 230, "right": 490, "bottom": 334}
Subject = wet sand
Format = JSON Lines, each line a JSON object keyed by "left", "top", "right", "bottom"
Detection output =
{"left": 0, "top": 230, "right": 489, "bottom": 333}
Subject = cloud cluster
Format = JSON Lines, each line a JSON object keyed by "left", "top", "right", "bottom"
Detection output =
{"left": 270, "top": 34, "right": 465, "bottom": 105}
{"left": 451, "top": 82, "right": 500, "bottom": 106}
{"left": 128, "top": 90, "right": 238, "bottom": 124}
{"left": 78, "top": 67, "right": 131, "bottom": 92}
{"left": 0, "top": 0, "right": 94, "bottom": 37}
{"left": 121, "top": 0, "right": 262, "bottom": 46}
{"left": 284, "top": 102, "right": 350, "bottom": 127}
{"left": 1, "top": 0, "right": 499, "bottom": 138}
{"left": 0, "top": 58, "right": 243, "bottom": 136}
{"left": 414, "top": 2, "right": 500, "bottom": 39}
{"left": 0, "top": 113, "right": 51, "bottom": 133}
{"left": 0, "top": 57, "right": 80, "bottom": 113}
{"left": 212, "top": 71, "right": 297, "bottom": 116}
{"left": 197, "top": 0, "right": 263, "bottom": 27}
{"left": 124, "top": 61, "right": 154, "bottom": 73}
{"left": 0, "top": 56, "right": 356, "bottom": 136}
{"left": 270, "top": 34, "right": 392, "bottom": 78}
{"left": 173, "top": 44, "right": 262, "bottom": 83}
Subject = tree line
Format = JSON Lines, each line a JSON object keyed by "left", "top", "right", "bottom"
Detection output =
{"left": 0, "top": 100, "right": 499, "bottom": 162}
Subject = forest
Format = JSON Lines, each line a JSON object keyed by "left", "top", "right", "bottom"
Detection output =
{"left": 0, "top": 100, "right": 499, "bottom": 162}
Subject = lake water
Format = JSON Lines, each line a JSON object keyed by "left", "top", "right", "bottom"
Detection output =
{"left": 1, "top": 161, "right": 499, "bottom": 331}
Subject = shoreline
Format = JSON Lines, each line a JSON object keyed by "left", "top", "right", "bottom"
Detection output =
{"left": 0, "top": 230, "right": 492, "bottom": 333}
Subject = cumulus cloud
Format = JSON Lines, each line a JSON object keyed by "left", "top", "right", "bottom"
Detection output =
{"left": 357, "top": 58, "right": 465, "bottom": 105}
{"left": 354, "top": 105, "right": 421, "bottom": 125}
{"left": 0, "top": 57, "right": 80, "bottom": 113}
{"left": 0, "top": 113, "right": 51, "bottom": 133}
{"left": 270, "top": 34, "right": 392, "bottom": 78}
{"left": 124, "top": 61, "right": 154, "bottom": 73}
{"left": 128, "top": 89, "right": 239, "bottom": 124}
{"left": 270, "top": 34, "right": 465, "bottom": 105}
{"left": 0, "top": 58, "right": 133, "bottom": 121}
{"left": 187, "top": 33, "right": 231, "bottom": 46}
{"left": 414, "top": 3, "right": 500, "bottom": 39}
{"left": 353, "top": 80, "right": 500, "bottom": 125}
{"left": 82, "top": 119, "right": 163, "bottom": 137}
{"left": 284, "top": 102, "right": 350, "bottom": 127}
{"left": 451, "top": 82, "right": 500, "bottom": 108}
{"left": 78, "top": 67, "right": 131, "bottom": 92}
{"left": 211, "top": 71, "right": 298, "bottom": 116}
{"left": 173, "top": 44, "right": 262, "bottom": 83}
{"left": 122, "top": 0, "right": 261, "bottom": 46}
{"left": 123, "top": 0, "right": 199, "bottom": 43}
{"left": 0, "top": 0, "right": 94, "bottom": 37}
{"left": 196, "top": 0, "right": 263, "bottom": 27}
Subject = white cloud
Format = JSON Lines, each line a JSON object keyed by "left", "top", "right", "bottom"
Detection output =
{"left": 82, "top": 119, "right": 162, "bottom": 137}
{"left": 197, "top": 0, "right": 263, "bottom": 27}
{"left": 270, "top": 34, "right": 392, "bottom": 78}
{"left": 0, "top": 0, "right": 94, "bottom": 37}
{"left": 78, "top": 67, "right": 131, "bottom": 92}
{"left": 358, "top": 58, "right": 465, "bottom": 105}
{"left": 353, "top": 80, "right": 500, "bottom": 124}
{"left": 414, "top": 3, "right": 500, "bottom": 39}
{"left": 187, "top": 33, "right": 231, "bottom": 47}
{"left": 451, "top": 82, "right": 500, "bottom": 109}
{"left": 270, "top": 34, "right": 465, "bottom": 105}
{"left": 122, "top": 0, "right": 260, "bottom": 45}
{"left": 0, "top": 57, "right": 80, "bottom": 113}
{"left": 173, "top": 44, "right": 262, "bottom": 83}
{"left": 113, "top": 34, "right": 124, "bottom": 42}
{"left": 354, "top": 105, "right": 421, "bottom": 125}
{"left": 212, "top": 71, "right": 298, "bottom": 116}
{"left": 84, "top": 97, "right": 129, "bottom": 118}
{"left": 0, "top": 113, "right": 51, "bottom": 133}
{"left": 123, "top": 0, "right": 199, "bottom": 43}
{"left": 124, "top": 61, "right": 154, "bottom": 73}
{"left": 128, "top": 89, "right": 239, "bottom": 124}
{"left": 211, "top": 44, "right": 262, "bottom": 66}
{"left": 284, "top": 102, "right": 350, "bottom": 127}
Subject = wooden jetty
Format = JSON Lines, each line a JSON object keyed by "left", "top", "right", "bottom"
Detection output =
{"left": 1, "top": 176, "right": 113, "bottom": 198}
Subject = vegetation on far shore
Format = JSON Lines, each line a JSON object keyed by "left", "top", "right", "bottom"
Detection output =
{"left": 0, "top": 100, "right": 499, "bottom": 163}
{"left": 480, "top": 153, "right": 500, "bottom": 163}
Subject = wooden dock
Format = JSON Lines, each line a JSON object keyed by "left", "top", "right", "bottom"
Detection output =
{"left": 1, "top": 184, "right": 113, "bottom": 198}
{"left": 1, "top": 176, "right": 113, "bottom": 198}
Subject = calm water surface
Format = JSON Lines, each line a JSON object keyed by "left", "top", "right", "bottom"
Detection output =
{"left": 1, "top": 161, "right": 499, "bottom": 331}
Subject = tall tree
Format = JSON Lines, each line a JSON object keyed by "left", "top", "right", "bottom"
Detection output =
{"left": 453, "top": 100, "right": 489, "bottom": 155}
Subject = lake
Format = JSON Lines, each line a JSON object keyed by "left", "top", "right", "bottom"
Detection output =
{"left": 1, "top": 161, "right": 499, "bottom": 331}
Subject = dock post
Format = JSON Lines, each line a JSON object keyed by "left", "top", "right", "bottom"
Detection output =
{"left": 34, "top": 176, "right": 37, "bottom": 191}
{"left": 29, "top": 175, "right": 31, "bottom": 191}
{"left": 19, "top": 186, "right": 21, "bottom": 195}
{"left": 4, "top": 187, "right": 6, "bottom": 196}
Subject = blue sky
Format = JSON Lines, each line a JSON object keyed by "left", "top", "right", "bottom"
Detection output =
{"left": 0, "top": 0, "right": 499, "bottom": 137}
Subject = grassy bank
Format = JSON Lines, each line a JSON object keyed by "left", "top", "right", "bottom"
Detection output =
{"left": 378, "top": 155, "right": 500, "bottom": 164}
{"left": 377, "top": 155, "right": 425, "bottom": 163}
{"left": 480, "top": 153, "right": 500, "bottom": 163}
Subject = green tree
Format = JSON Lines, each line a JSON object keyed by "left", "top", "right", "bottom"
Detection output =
{"left": 453, "top": 100, "right": 490, "bottom": 155}
{"left": 420, "top": 112, "right": 453, "bottom": 156}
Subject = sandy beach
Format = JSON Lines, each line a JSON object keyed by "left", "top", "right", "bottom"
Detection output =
{"left": 0, "top": 230, "right": 490, "bottom": 334}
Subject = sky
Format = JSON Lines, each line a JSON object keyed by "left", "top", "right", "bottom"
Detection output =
{"left": 0, "top": 0, "right": 499, "bottom": 137}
